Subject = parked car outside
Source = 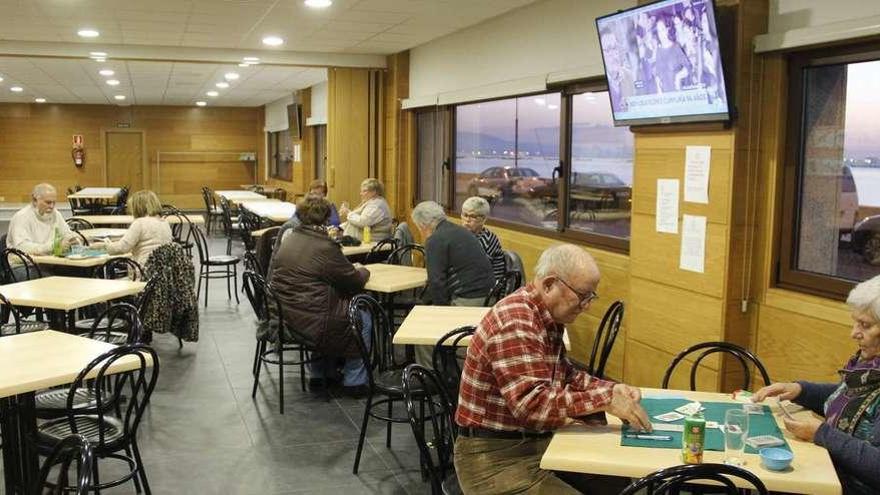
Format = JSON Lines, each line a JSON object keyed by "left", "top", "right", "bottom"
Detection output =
{"left": 569, "top": 172, "right": 631, "bottom": 210}
{"left": 466, "top": 166, "right": 551, "bottom": 201}
{"left": 853, "top": 214, "right": 880, "bottom": 265}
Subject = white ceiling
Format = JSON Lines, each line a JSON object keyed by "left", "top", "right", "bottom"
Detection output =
{"left": 0, "top": 0, "right": 539, "bottom": 106}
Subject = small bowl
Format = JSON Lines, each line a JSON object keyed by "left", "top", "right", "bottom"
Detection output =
{"left": 759, "top": 447, "right": 793, "bottom": 471}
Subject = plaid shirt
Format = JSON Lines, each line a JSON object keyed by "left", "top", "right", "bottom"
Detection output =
{"left": 455, "top": 284, "right": 616, "bottom": 432}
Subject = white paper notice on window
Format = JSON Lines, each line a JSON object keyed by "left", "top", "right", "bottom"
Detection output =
{"left": 656, "top": 179, "right": 680, "bottom": 233}
{"left": 293, "top": 144, "right": 302, "bottom": 163}
{"left": 684, "top": 145, "right": 711, "bottom": 204}
{"left": 679, "top": 214, "right": 707, "bottom": 273}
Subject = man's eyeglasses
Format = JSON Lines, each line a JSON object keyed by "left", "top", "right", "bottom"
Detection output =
{"left": 556, "top": 277, "right": 598, "bottom": 307}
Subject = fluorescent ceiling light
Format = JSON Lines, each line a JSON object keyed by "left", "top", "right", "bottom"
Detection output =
{"left": 77, "top": 29, "right": 100, "bottom": 38}
{"left": 114, "top": 95, "right": 126, "bottom": 100}
{"left": 215, "top": 82, "right": 229, "bottom": 88}
{"left": 106, "top": 79, "right": 120, "bottom": 86}
{"left": 99, "top": 69, "right": 114, "bottom": 76}
{"left": 196, "top": 101, "right": 207, "bottom": 107}
{"left": 224, "top": 72, "right": 240, "bottom": 81}
{"left": 10, "top": 86, "right": 23, "bottom": 92}
{"left": 242, "top": 56, "right": 260, "bottom": 62}
{"left": 206, "top": 91, "right": 219, "bottom": 97}
{"left": 89, "top": 51, "right": 107, "bottom": 57}
{"left": 304, "top": 0, "right": 332, "bottom": 8}
{"left": 34, "top": 98, "right": 46, "bottom": 103}
{"left": 238, "top": 63, "right": 250, "bottom": 67}
{"left": 262, "top": 36, "right": 284, "bottom": 46}
{"left": 93, "top": 58, "right": 106, "bottom": 63}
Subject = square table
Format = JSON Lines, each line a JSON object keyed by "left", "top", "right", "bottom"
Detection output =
{"left": 363, "top": 263, "right": 427, "bottom": 293}
{"left": 215, "top": 190, "right": 267, "bottom": 203}
{"left": 0, "top": 276, "right": 146, "bottom": 329}
{"left": 70, "top": 214, "right": 205, "bottom": 226}
{"left": 67, "top": 187, "right": 121, "bottom": 200}
{"left": 240, "top": 200, "right": 296, "bottom": 223}
{"left": 78, "top": 228, "right": 128, "bottom": 240}
{"left": 0, "top": 330, "right": 153, "bottom": 493}
{"left": 30, "top": 252, "right": 131, "bottom": 269}
{"left": 539, "top": 388, "right": 842, "bottom": 495}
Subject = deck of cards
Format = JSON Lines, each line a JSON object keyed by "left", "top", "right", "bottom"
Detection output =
{"left": 746, "top": 435, "right": 785, "bottom": 448}
{"left": 743, "top": 403, "right": 765, "bottom": 415}
{"left": 653, "top": 411, "right": 685, "bottom": 422}
{"left": 675, "top": 401, "right": 705, "bottom": 416}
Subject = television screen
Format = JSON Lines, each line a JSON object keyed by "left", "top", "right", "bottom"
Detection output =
{"left": 596, "top": 0, "right": 730, "bottom": 126}
{"left": 287, "top": 103, "right": 303, "bottom": 140}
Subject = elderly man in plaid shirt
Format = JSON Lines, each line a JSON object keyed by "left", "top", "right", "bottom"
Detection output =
{"left": 454, "top": 244, "right": 651, "bottom": 494}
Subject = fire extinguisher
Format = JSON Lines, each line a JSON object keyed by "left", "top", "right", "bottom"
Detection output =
{"left": 72, "top": 146, "right": 85, "bottom": 168}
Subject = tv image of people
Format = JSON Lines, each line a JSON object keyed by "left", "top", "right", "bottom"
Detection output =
{"left": 597, "top": 0, "right": 728, "bottom": 123}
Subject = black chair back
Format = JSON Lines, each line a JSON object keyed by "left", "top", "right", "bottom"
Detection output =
{"left": 348, "top": 294, "right": 394, "bottom": 387}
{"left": 66, "top": 218, "right": 94, "bottom": 231}
{"left": 160, "top": 204, "right": 180, "bottom": 216}
{"left": 432, "top": 326, "right": 475, "bottom": 401}
{"left": 219, "top": 197, "right": 237, "bottom": 237}
{"left": 0, "top": 291, "right": 22, "bottom": 336}
{"left": 85, "top": 303, "right": 144, "bottom": 344}
{"left": 62, "top": 344, "right": 158, "bottom": 448}
{"left": 588, "top": 300, "right": 624, "bottom": 379}
{"left": 387, "top": 243, "right": 425, "bottom": 267}
{"left": 162, "top": 211, "right": 195, "bottom": 255}
{"left": 364, "top": 238, "right": 397, "bottom": 264}
{"left": 503, "top": 250, "right": 525, "bottom": 284}
{"left": 1, "top": 247, "right": 43, "bottom": 282}
{"left": 402, "top": 364, "right": 458, "bottom": 495}
{"left": 243, "top": 251, "right": 263, "bottom": 276}
{"left": 94, "top": 257, "right": 144, "bottom": 281}
{"left": 191, "top": 226, "right": 212, "bottom": 265}
{"left": 619, "top": 463, "right": 768, "bottom": 495}
{"left": 35, "top": 433, "right": 95, "bottom": 495}
{"left": 239, "top": 208, "right": 263, "bottom": 251}
{"left": 662, "top": 341, "right": 771, "bottom": 391}
{"left": 242, "top": 271, "right": 269, "bottom": 321}
{"left": 483, "top": 271, "right": 523, "bottom": 306}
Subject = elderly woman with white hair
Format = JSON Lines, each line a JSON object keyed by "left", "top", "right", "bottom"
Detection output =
{"left": 339, "top": 178, "right": 393, "bottom": 241}
{"left": 753, "top": 274, "right": 880, "bottom": 495}
{"left": 411, "top": 200, "right": 494, "bottom": 307}
{"left": 461, "top": 196, "right": 506, "bottom": 283}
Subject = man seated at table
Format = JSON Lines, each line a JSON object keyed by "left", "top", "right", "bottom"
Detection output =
{"left": 454, "top": 244, "right": 651, "bottom": 494}
{"left": 7, "top": 184, "right": 81, "bottom": 278}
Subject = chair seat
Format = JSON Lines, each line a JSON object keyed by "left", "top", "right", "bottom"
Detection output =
{"left": 207, "top": 255, "right": 240, "bottom": 265}
{"left": 35, "top": 387, "right": 100, "bottom": 413}
{"left": 74, "top": 317, "right": 128, "bottom": 331}
{"left": 79, "top": 330, "right": 130, "bottom": 345}
{"left": 374, "top": 369, "right": 429, "bottom": 395}
{"left": 1, "top": 320, "right": 49, "bottom": 336}
{"left": 38, "top": 415, "right": 125, "bottom": 447}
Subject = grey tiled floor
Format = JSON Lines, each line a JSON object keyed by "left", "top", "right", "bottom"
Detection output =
{"left": 1, "top": 236, "right": 428, "bottom": 494}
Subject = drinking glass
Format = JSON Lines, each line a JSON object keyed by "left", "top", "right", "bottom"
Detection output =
{"left": 724, "top": 408, "right": 749, "bottom": 466}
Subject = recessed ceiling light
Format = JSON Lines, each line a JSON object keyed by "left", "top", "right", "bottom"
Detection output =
{"left": 206, "top": 91, "right": 219, "bottom": 97}
{"left": 106, "top": 79, "right": 120, "bottom": 86}
{"left": 114, "top": 95, "right": 126, "bottom": 101}
{"left": 238, "top": 63, "right": 250, "bottom": 67}
{"left": 93, "top": 58, "right": 106, "bottom": 63}
{"left": 304, "top": 0, "right": 332, "bottom": 8}
{"left": 224, "top": 72, "right": 239, "bottom": 81}
{"left": 196, "top": 101, "right": 207, "bottom": 107}
{"left": 242, "top": 57, "right": 260, "bottom": 62}
{"left": 10, "top": 86, "right": 23, "bottom": 92}
{"left": 99, "top": 69, "right": 115, "bottom": 76}
{"left": 262, "top": 36, "right": 284, "bottom": 46}
{"left": 89, "top": 51, "right": 107, "bottom": 57}
{"left": 77, "top": 29, "right": 100, "bottom": 38}
{"left": 34, "top": 98, "right": 46, "bottom": 103}
{"left": 215, "top": 82, "right": 229, "bottom": 88}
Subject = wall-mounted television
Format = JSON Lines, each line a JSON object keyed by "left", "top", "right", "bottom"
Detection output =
{"left": 287, "top": 103, "right": 303, "bottom": 140}
{"left": 596, "top": 0, "right": 730, "bottom": 126}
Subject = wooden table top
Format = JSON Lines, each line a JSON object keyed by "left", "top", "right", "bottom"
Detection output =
{"left": 31, "top": 253, "right": 130, "bottom": 268}
{"left": 393, "top": 305, "right": 570, "bottom": 349}
{"left": 68, "top": 187, "right": 121, "bottom": 199}
{"left": 0, "top": 330, "right": 152, "bottom": 399}
{"left": 363, "top": 263, "right": 427, "bottom": 293}
{"left": 342, "top": 241, "right": 392, "bottom": 257}
{"left": 70, "top": 214, "right": 205, "bottom": 225}
{"left": 78, "top": 228, "right": 128, "bottom": 239}
{"left": 240, "top": 200, "right": 296, "bottom": 223}
{"left": 540, "top": 388, "right": 842, "bottom": 495}
{"left": 216, "top": 190, "right": 267, "bottom": 202}
{"left": 0, "top": 276, "right": 146, "bottom": 311}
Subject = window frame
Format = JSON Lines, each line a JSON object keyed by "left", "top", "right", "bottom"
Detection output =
{"left": 414, "top": 106, "right": 453, "bottom": 208}
{"left": 777, "top": 41, "right": 880, "bottom": 299}
{"left": 441, "top": 79, "right": 631, "bottom": 254}
{"left": 268, "top": 129, "right": 293, "bottom": 181}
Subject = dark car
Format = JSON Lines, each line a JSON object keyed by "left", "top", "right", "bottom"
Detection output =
{"left": 466, "top": 166, "right": 551, "bottom": 201}
{"left": 569, "top": 172, "right": 631, "bottom": 210}
{"left": 853, "top": 214, "right": 880, "bottom": 265}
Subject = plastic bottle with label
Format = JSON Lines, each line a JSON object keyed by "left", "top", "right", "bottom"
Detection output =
{"left": 362, "top": 225, "right": 372, "bottom": 244}
{"left": 52, "top": 227, "right": 63, "bottom": 256}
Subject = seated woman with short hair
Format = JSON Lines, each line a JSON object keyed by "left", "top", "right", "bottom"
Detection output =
{"left": 339, "top": 178, "right": 393, "bottom": 241}
{"left": 461, "top": 196, "right": 506, "bottom": 284}
{"left": 91, "top": 190, "right": 173, "bottom": 267}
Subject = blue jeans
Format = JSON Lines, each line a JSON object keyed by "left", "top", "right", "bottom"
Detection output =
{"left": 309, "top": 309, "right": 371, "bottom": 387}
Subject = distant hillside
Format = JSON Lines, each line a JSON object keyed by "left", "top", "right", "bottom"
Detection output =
{"left": 456, "top": 124, "right": 632, "bottom": 159}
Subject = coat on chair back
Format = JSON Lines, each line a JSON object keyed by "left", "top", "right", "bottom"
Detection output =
{"left": 143, "top": 243, "right": 200, "bottom": 342}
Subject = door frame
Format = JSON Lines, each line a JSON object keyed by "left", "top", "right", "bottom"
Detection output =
{"left": 102, "top": 129, "right": 147, "bottom": 189}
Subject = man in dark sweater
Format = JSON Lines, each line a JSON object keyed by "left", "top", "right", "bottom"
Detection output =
{"left": 411, "top": 201, "right": 494, "bottom": 306}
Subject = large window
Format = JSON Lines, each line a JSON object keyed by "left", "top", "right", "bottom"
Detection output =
{"left": 780, "top": 45, "right": 880, "bottom": 297}
{"left": 314, "top": 124, "right": 327, "bottom": 181}
{"left": 430, "top": 86, "right": 632, "bottom": 251}
{"left": 268, "top": 129, "right": 293, "bottom": 181}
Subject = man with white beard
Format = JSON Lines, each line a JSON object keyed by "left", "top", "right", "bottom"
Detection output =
{"left": 7, "top": 183, "right": 79, "bottom": 262}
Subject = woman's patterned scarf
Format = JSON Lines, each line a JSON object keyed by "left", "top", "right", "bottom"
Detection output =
{"left": 825, "top": 352, "right": 880, "bottom": 433}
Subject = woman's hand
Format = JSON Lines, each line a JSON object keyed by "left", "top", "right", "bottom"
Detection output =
{"left": 783, "top": 416, "right": 823, "bottom": 442}
{"left": 752, "top": 382, "right": 802, "bottom": 402}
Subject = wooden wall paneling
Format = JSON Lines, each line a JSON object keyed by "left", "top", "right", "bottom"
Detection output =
{"left": 327, "top": 68, "right": 375, "bottom": 208}
{"left": 626, "top": 339, "right": 719, "bottom": 391}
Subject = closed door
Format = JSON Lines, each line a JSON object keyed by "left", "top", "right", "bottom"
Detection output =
{"left": 106, "top": 131, "right": 144, "bottom": 190}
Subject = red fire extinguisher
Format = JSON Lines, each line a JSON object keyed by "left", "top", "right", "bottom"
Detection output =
{"left": 72, "top": 146, "right": 85, "bottom": 168}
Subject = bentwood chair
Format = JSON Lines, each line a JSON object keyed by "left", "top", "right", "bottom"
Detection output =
{"left": 34, "top": 433, "right": 95, "bottom": 495}
{"left": 619, "top": 463, "right": 768, "bottom": 495}
{"left": 163, "top": 211, "right": 195, "bottom": 258}
{"left": 662, "top": 342, "right": 772, "bottom": 391}
{"left": 586, "top": 300, "right": 624, "bottom": 380}
{"left": 363, "top": 238, "right": 397, "bottom": 264}
{"left": 431, "top": 326, "right": 475, "bottom": 404}
{"left": 66, "top": 217, "right": 95, "bottom": 232}
{"left": 192, "top": 225, "right": 241, "bottom": 307}
{"left": 0, "top": 248, "right": 49, "bottom": 324}
{"left": 403, "top": 364, "right": 461, "bottom": 495}
{"left": 0, "top": 291, "right": 48, "bottom": 336}
{"left": 201, "top": 186, "right": 223, "bottom": 235}
{"left": 73, "top": 258, "right": 145, "bottom": 335}
{"left": 218, "top": 197, "right": 242, "bottom": 255}
{"left": 34, "top": 345, "right": 159, "bottom": 494}
{"left": 482, "top": 270, "right": 523, "bottom": 306}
